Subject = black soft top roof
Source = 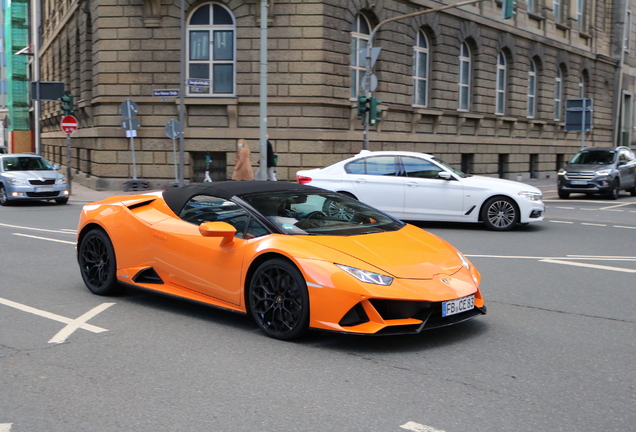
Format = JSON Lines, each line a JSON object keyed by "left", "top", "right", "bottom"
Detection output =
{"left": 163, "top": 181, "right": 321, "bottom": 215}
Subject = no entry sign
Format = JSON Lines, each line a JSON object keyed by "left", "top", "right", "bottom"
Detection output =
{"left": 61, "top": 115, "right": 78, "bottom": 134}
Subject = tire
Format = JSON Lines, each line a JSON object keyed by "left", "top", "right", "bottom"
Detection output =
{"left": 630, "top": 185, "right": 636, "bottom": 197}
{"left": 604, "top": 180, "right": 620, "bottom": 200}
{"left": 558, "top": 190, "right": 570, "bottom": 199}
{"left": 55, "top": 197, "right": 69, "bottom": 205}
{"left": 248, "top": 258, "right": 309, "bottom": 340}
{"left": 78, "top": 229, "right": 122, "bottom": 295}
{"left": 0, "top": 185, "right": 8, "bottom": 206}
{"left": 322, "top": 198, "right": 355, "bottom": 221}
{"left": 481, "top": 196, "right": 519, "bottom": 231}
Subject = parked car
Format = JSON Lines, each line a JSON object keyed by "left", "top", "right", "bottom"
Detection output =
{"left": 0, "top": 154, "right": 69, "bottom": 205}
{"left": 0, "top": 145, "right": 7, "bottom": 154}
{"left": 77, "top": 181, "right": 485, "bottom": 340}
{"left": 557, "top": 146, "right": 636, "bottom": 199}
{"left": 296, "top": 150, "right": 544, "bottom": 231}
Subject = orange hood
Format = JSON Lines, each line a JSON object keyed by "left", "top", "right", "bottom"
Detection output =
{"left": 303, "top": 224, "right": 462, "bottom": 279}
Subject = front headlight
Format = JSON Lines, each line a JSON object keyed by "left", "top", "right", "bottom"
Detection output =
{"left": 456, "top": 249, "right": 471, "bottom": 270}
{"left": 336, "top": 264, "right": 393, "bottom": 286}
{"left": 557, "top": 168, "right": 567, "bottom": 176}
{"left": 595, "top": 168, "right": 612, "bottom": 176}
{"left": 56, "top": 176, "right": 67, "bottom": 184}
{"left": 518, "top": 191, "right": 542, "bottom": 201}
{"left": 8, "top": 178, "right": 29, "bottom": 185}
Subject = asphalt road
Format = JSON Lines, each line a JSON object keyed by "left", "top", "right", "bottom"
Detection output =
{"left": 1, "top": 187, "right": 634, "bottom": 432}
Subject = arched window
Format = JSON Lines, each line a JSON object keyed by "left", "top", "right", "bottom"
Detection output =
{"left": 413, "top": 31, "right": 429, "bottom": 107}
{"left": 186, "top": 3, "right": 236, "bottom": 96}
{"left": 458, "top": 42, "right": 471, "bottom": 111}
{"left": 554, "top": 67, "right": 563, "bottom": 120}
{"left": 351, "top": 14, "right": 371, "bottom": 98}
{"left": 527, "top": 59, "right": 537, "bottom": 118}
{"left": 579, "top": 74, "right": 585, "bottom": 97}
{"left": 495, "top": 52, "right": 507, "bottom": 115}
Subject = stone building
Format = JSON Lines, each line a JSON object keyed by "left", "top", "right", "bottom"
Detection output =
{"left": 33, "top": 0, "right": 634, "bottom": 189}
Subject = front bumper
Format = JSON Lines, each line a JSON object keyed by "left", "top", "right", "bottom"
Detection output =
{"left": 558, "top": 177, "right": 614, "bottom": 194}
{"left": 5, "top": 183, "right": 69, "bottom": 201}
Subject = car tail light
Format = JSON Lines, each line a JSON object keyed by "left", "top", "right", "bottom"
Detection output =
{"left": 297, "top": 176, "right": 312, "bottom": 184}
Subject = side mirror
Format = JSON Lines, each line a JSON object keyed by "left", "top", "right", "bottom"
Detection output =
{"left": 438, "top": 171, "right": 452, "bottom": 180}
{"left": 53, "top": 164, "right": 61, "bottom": 170}
{"left": 199, "top": 221, "right": 236, "bottom": 246}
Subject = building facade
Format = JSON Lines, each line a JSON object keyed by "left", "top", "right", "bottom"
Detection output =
{"left": 33, "top": 0, "right": 634, "bottom": 189}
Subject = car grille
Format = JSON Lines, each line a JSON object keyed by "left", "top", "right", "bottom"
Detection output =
{"left": 564, "top": 171, "right": 595, "bottom": 180}
{"left": 29, "top": 179, "right": 56, "bottom": 185}
{"left": 26, "top": 192, "right": 59, "bottom": 197}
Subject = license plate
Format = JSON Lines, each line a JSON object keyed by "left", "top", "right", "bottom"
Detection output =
{"left": 35, "top": 186, "right": 54, "bottom": 192}
{"left": 442, "top": 295, "right": 475, "bottom": 317}
{"left": 570, "top": 180, "right": 588, "bottom": 185}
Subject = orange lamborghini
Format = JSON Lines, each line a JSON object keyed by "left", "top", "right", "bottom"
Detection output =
{"left": 77, "top": 182, "right": 486, "bottom": 340}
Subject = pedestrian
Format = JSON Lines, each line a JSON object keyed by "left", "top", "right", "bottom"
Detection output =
{"left": 231, "top": 139, "right": 254, "bottom": 181}
{"left": 256, "top": 135, "right": 277, "bottom": 181}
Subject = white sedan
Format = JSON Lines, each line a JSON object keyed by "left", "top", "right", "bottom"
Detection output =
{"left": 296, "top": 150, "right": 544, "bottom": 231}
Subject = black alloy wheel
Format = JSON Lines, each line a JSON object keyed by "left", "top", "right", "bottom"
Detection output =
{"left": 605, "top": 180, "right": 620, "bottom": 200}
{"left": 78, "top": 229, "right": 122, "bottom": 295}
{"left": 0, "top": 185, "right": 8, "bottom": 206}
{"left": 55, "top": 197, "right": 69, "bottom": 205}
{"left": 558, "top": 190, "right": 570, "bottom": 199}
{"left": 481, "top": 196, "right": 519, "bottom": 231}
{"left": 248, "top": 258, "right": 309, "bottom": 340}
{"left": 322, "top": 199, "right": 355, "bottom": 221}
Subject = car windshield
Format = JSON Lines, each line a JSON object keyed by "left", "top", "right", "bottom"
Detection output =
{"left": 2, "top": 156, "right": 52, "bottom": 171}
{"left": 241, "top": 191, "right": 404, "bottom": 236}
{"left": 570, "top": 150, "right": 616, "bottom": 165}
{"left": 431, "top": 156, "right": 468, "bottom": 178}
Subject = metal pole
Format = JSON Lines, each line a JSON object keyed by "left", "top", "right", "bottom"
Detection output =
{"left": 126, "top": 101, "right": 138, "bottom": 180}
{"left": 581, "top": 98, "right": 586, "bottom": 150}
{"left": 172, "top": 136, "right": 178, "bottom": 183}
{"left": 66, "top": 134, "right": 72, "bottom": 195}
{"left": 32, "top": 0, "right": 41, "bottom": 154}
{"left": 178, "top": 0, "right": 186, "bottom": 186}
{"left": 258, "top": 0, "right": 268, "bottom": 180}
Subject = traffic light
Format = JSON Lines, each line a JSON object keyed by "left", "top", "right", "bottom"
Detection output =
{"left": 61, "top": 91, "right": 74, "bottom": 115}
{"left": 369, "top": 97, "right": 382, "bottom": 126}
{"left": 502, "top": 0, "right": 517, "bottom": 19}
{"left": 357, "top": 95, "right": 370, "bottom": 122}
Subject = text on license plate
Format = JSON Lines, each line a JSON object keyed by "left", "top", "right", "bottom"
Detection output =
{"left": 570, "top": 180, "right": 588, "bottom": 185}
{"left": 35, "top": 186, "right": 54, "bottom": 192}
{"left": 442, "top": 295, "right": 475, "bottom": 317}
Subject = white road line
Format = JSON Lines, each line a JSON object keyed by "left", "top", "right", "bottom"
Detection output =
{"left": 12, "top": 233, "right": 75, "bottom": 245}
{"left": 0, "top": 222, "right": 74, "bottom": 234}
{"left": 401, "top": 422, "right": 446, "bottom": 432}
{"left": 0, "top": 424, "right": 12, "bottom": 432}
{"left": 0, "top": 296, "right": 107, "bottom": 333}
{"left": 599, "top": 202, "right": 632, "bottom": 210}
{"left": 614, "top": 225, "right": 636, "bottom": 230}
{"left": 581, "top": 223, "right": 607, "bottom": 226}
{"left": 49, "top": 303, "right": 115, "bottom": 344}
{"left": 59, "top": 228, "right": 77, "bottom": 233}
{"left": 549, "top": 220, "right": 574, "bottom": 224}
{"left": 540, "top": 259, "right": 636, "bottom": 273}
{"left": 554, "top": 206, "right": 576, "bottom": 209}
{"left": 568, "top": 255, "right": 636, "bottom": 259}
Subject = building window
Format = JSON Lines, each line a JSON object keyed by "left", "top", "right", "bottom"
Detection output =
{"left": 577, "top": 0, "right": 586, "bottom": 28}
{"left": 413, "top": 31, "right": 429, "bottom": 107}
{"left": 553, "top": 0, "right": 561, "bottom": 23}
{"left": 496, "top": 52, "right": 506, "bottom": 115}
{"left": 351, "top": 14, "right": 371, "bottom": 98}
{"left": 186, "top": 3, "right": 236, "bottom": 96}
{"left": 579, "top": 74, "right": 585, "bottom": 97}
{"left": 554, "top": 67, "right": 563, "bottom": 120}
{"left": 625, "top": 11, "right": 632, "bottom": 52}
{"left": 458, "top": 42, "right": 471, "bottom": 111}
{"left": 527, "top": 60, "right": 537, "bottom": 118}
{"left": 527, "top": 0, "right": 535, "bottom": 14}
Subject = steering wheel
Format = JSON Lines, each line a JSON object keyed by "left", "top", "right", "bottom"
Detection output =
{"left": 296, "top": 211, "right": 326, "bottom": 229}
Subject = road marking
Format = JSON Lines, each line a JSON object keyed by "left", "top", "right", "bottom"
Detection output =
{"left": 549, "top": 220, "right": 574, "bottom": 224}
{"left": 467, "top": 254, "right": 636, "bottom": 261}
{"left": 614, "top": 225, "right": 636, "bottom": 230}
{"left": 0, "top": 424, "right": 12, "bottom": 432}
{"left": 0, "top": 222, "right": 74, "bottom": 234}
{"left": 581, "top": 223, "right": 607, "bottom": 226}
{"left": 540, "top": 259, "right": 636, "bottom": 273}
{"left": 599, "top": 202, "right": 632, "bottom": 210}
{"left": 401, "top": 422, "right": 446, "bottom": 432}
{"left": 12, "top": 233, "right": 75, "bottom": 245}
{"left": 49, "top": 303, "right": 115, "bottom": 344}
{"left": 0, "top": 296, "right": 108, "bottom": 334}
{"left": 554, "top": 206, "right": 576, "bottom": 209}
{"left": 59, "top": 228, "right": 77, "bottom": 233}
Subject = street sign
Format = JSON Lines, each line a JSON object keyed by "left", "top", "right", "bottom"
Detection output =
{"left": 61, "top": 115, "right": 78, "bottom": 134}
{"left": 30, "top": 82, "right": 65, "bottom": 101}
{"left": 165, "top": 119, "right": 182, "bottom": 139}
{"left": 119, "top": 99, "right": 138, "bottom": 119}
{"left": 565, "top": 98, "right": 594, "bottom": 110}
{"left": 153, "top": 89, "right": 179, "bottom": 97}
{"left": 565, "top": 110, "right": 593, "bottom": 132}
{"left": 187, "top": 79, "right": 210, "bottom": 86}
{"left": 361, "top": 74, "right": 378, "bottom": 92}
